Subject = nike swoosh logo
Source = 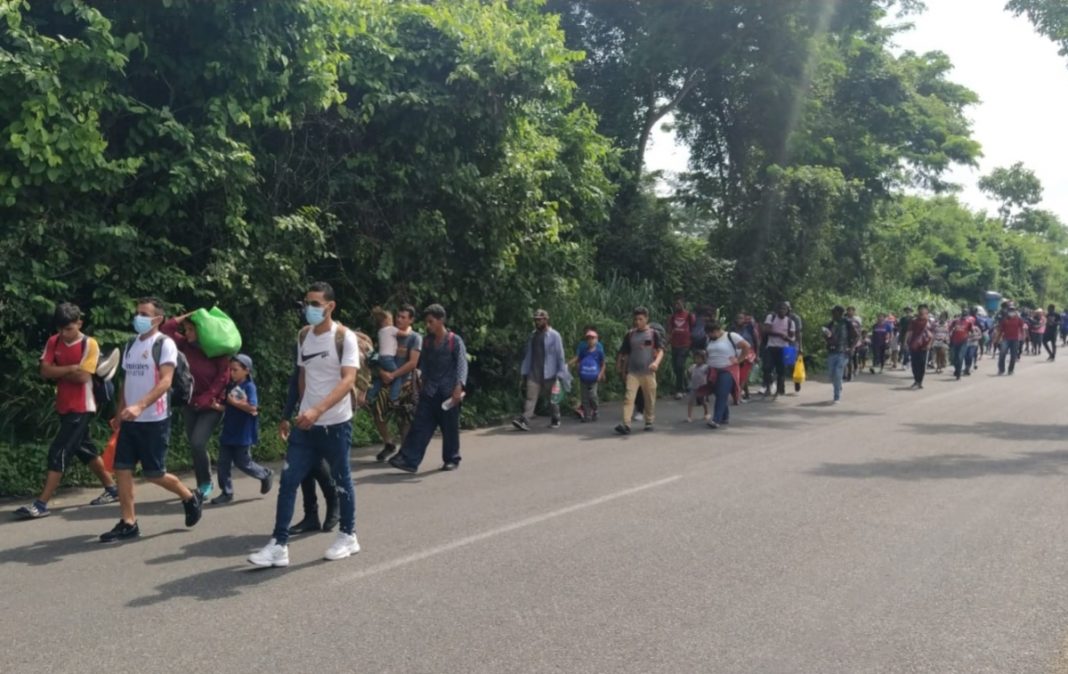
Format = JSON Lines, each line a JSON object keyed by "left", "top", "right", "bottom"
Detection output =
{"left": 301, "top": 351, "right": 329, "bottom": 363}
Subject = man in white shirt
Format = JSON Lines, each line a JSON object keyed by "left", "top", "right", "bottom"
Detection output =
{"left": 100, "top": 297, "right": 203, "bottom": 543}
{"left": 250, "top": 282, "right": 360, "bottom": 567}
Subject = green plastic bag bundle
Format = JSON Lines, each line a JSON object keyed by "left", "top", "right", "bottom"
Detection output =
{"left": 189, "top": 307, "right": 242, "bottom": 358}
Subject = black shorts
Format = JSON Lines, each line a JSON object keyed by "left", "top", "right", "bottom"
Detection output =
{"left": 47, "top": 413, "right": 98, "bottom": 473}
{"left": 114, "top": 418, "right": 172, "bottom": 478}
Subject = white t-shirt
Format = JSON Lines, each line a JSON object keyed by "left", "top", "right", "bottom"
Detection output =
{"left": 298, "top": 323, "right": 360, "bottom": 426}
{"left": 705, "top": 332, "right": 745, "bottom": 369}
{"left": 377, "top": 325, "right": 399, "bottom": 357}
{"left": 122, "top": 332, "right": 178, "bottom": 423}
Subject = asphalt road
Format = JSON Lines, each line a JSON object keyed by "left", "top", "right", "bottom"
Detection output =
{"left": 4, "top": 353, "right": 1068, "bottom": 673}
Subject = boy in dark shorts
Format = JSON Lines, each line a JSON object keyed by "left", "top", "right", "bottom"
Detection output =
{"left": 14, "top": 303, "right": 118, "bottom": 519}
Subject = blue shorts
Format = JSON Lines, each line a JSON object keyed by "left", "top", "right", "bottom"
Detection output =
{"left": 114, "top": 418, "right": 172, "bottom": 478}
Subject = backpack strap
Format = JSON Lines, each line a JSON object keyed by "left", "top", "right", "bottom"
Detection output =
{"left": 333, "top": 324, "right": 347, "bottom": 362}
{"left": 298, "top": 325, "right": 312, "bottom": 348}
{"left": 151, "top": 335, "right": 163, "bottom": 369}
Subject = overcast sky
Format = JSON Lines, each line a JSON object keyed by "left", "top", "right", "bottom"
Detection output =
{"left": 645, "top": 0, "right": 1068, "bottom": 222}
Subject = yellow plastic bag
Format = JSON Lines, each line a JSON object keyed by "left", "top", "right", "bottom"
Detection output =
{"left": 792, "top": 356, "right": 806, "bottom": 384}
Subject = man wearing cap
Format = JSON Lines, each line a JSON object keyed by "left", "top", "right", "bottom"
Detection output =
{"left": 512, "top": 309, "right": 570, "bottom": 431}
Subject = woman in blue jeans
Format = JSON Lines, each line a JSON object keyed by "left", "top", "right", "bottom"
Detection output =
{"left": 703, "top": 322, "right": 752, "bottom": 429}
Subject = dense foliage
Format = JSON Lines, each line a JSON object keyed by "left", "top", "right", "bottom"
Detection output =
{"left": 2, "top": 0, "right": 1067, "bottom": 493}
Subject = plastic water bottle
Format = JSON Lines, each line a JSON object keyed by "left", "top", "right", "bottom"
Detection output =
{"left": 441, "top": 392, "right": 466, "bottom": 410}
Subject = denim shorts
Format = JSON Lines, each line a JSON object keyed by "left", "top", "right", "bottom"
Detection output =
{"left": 114, "top": 418, "right": 172, "bottom": 478}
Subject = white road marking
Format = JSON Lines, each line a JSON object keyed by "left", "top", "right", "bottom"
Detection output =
{"left": 334, "top": 475, "right": 683, "bottom": 584}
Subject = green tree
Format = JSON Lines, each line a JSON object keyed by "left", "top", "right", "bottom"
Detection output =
{"left": 978, "top": 162, "right": 1044, "bottom": 225}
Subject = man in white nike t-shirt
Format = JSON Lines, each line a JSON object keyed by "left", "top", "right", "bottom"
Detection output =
{"left": 250, "top": 281, "right": 360, "bottom": 567}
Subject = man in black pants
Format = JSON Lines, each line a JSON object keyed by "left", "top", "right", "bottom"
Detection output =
{"left": 904, "top": 304, "right": 933, "bottom": 389}
{"left": 389, "top": 304, "right": 468, "bottom": 473}
{"left": 1044, "top": 304, "right": 1060, "bottom": 361}
{"left": 279, "top": 344, "right": 338, "bottom": 534}
{"left": 761, "top": 302, "right": 797, "bottom": 399}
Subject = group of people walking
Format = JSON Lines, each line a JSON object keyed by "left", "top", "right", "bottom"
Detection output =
{"left": 13, "top": 286, "right": 1055, "bottom": 567}
{"left": 15, "top": 282, "right": 468, "bottom": 568}
{"left": 511, "top": 298, "right": 803, "bottom": 432}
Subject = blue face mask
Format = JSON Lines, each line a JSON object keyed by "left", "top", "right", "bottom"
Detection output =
{"left": 305, "top": 306, "right": 326, "bottom": 326}
{"left": 132, "top": 315, "right": 155, "bottom": 335}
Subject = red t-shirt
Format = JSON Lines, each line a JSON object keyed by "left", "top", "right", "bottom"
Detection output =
{"left": 949, "top": 317, "right": 974, "bottom": 345}
{"left": 907, "top": 317, "right": 932, "bottom": 351}
{"left": 669, "top": 311, "right": 695, "bottom": 348}
{"left": 1000, "top": 315, "right": 1025, "bottom": 341}
{"left": 41, "top": 334, "right": 99, "bottom": 414}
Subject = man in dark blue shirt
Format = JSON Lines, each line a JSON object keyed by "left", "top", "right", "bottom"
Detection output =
{"left": 389, "top": 304, "right": 468, "bottom": 473}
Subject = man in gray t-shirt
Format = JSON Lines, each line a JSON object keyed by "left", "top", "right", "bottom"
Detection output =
{"left": 615, "top": 307, "right": 663, "bottom": 434}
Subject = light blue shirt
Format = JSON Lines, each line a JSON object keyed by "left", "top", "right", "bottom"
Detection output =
{"left": 521, "top": 328, "right": 571, "bottom": 386}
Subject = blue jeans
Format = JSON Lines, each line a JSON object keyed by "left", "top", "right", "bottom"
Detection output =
{"left": 711, "top": 369, "right": 734, "bottom": 424}
{"left": 217, "top": 444, "right": 270, "bottom": 495}
{"left": 998, "top": 340, "right": 1020, "bottom": 373}
{"left": 965, "top": 345, "right": 977, "bottom": 371}
{"left": 827, "top": 352, "right": 848, "bottom": 400}
{"left": 272, "top": 422, "right": 354, "bottom": 545}
{"left": 950, "top": 342, "right": 967, "bottom": 377}
{"left": 396, "top": 391, "right": 460, "bottom": 469}
{"left": 367, "top": 355, "right": 402, "bottom": 402}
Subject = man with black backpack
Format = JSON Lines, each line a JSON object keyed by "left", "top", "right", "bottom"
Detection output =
{"left": 100, "top": 297, "right": 203, "bottom": 542}
{"left": 14, "top": 303, "right": 119, "bottom": 520}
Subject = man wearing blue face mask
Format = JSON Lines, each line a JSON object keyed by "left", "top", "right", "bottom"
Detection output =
{"left": 100, "top": 297, "right": 203, "bottom": 542}
{"left": 250, "top": 281, "right": 361, "bottom": 567}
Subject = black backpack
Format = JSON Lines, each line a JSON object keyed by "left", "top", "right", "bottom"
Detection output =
{"left": 125, "top": 335, "right": 194, "bottom": 408}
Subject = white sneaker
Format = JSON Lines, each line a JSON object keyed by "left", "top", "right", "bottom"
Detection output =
{"left": 632, "top": 412, "right": 644, "bottom": 422}
{"left": 324, "top": 532, "right": 360, "bottom": 561}
{"left": 248, "top": 539, "right": 289, "bottom": 568}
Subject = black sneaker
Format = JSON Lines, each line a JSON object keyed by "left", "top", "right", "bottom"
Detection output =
{"left": 183, "top": 490, "right": 203, "bottom": 527}
{"left": 288, "top": 516, "right": 322, "bottom": 535}
{"left": 614, "top": 423, "right": 631, "bottom": 435}
{"left": 211, "top": 492, "right": 234, "bottom": 505}
{"left": 512, "top": 416, "right": 531, "bottom": 432}
{"left": 441, "top": 462, "right": 459, "bottom": 471}
{"left": 549, "top": 418, "right": 561, "bottom": 429}
{"left": 707, "top": 421, "right": 720, "bottom": 430}
{"left": 322, "top": 509, "right": 339, "bottom": 533}
{"left": 375, "top": 443, "right": 397, "bottom": 462}
{"left": 388, "top": 456, "right": 417, "bottom": 473}
{"left": 100, "top": 519, "right": 140, "bottom": 543}
{"left": 644, "top": 423, "right": 654, "bottom": 432}
{"left": 260, "top": 469, "right": 274, "bottom": 495}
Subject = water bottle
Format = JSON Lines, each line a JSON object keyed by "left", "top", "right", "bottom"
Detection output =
{"left": 441, "top": 392, "right": 466, "bottom": 410}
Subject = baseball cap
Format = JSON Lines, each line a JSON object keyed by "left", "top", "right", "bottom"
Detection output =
{"left": 585, "top": 330, "right": 598, "bottom": 339}
{"left": 231, "top": 353, "right": 254, "bottom": 376}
